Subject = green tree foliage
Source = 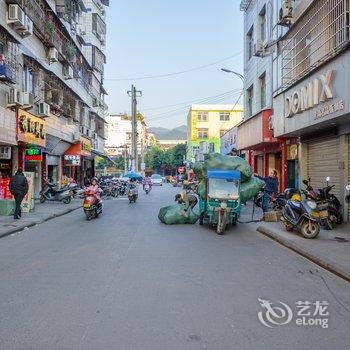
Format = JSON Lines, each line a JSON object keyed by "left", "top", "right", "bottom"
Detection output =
{"left": 145, "top": 144, "right": 186, "bottom": 174}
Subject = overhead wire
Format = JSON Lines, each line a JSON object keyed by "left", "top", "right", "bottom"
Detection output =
{"left": 104, "top": 51, "right": 243, "bottom": 81}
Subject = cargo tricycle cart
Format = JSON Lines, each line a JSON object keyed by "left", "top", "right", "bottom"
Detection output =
{"left": 199, "top": 169, "right": 241, "bottom": 235}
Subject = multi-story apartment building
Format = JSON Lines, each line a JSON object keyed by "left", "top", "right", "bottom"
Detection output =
{"left": 186, "top": 104, "right": 243, "bottom": 162}
{"left": 105, "top": 113, "right": 148, "bottom": 170}
{"left": 271, "top": 0, "right": 350, "bottom": 220}
{"left": 238, "top": 0, "right": 298, "bottom": 190}
{"left": 0, "top": 0, "right": 108, "bottom": 198}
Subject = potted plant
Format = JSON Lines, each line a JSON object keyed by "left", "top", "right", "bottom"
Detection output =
{"left": 64, "top": 43, "right": 77, "bottom": 61}
{"left": 43, "top": 21, "right": 56, "bottom": 40}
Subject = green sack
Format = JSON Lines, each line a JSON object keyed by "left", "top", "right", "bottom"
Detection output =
{"left": 196, "top": 180, "right": 207, "bottom": 200}
{"left": 240, "top": 177, "right": 265, "bottom": 204}
{"left": 158, "top": 203, "right": 199, "bottom": 225}
{"left": 202, "top": 153, "right": 253, "bottom": 182}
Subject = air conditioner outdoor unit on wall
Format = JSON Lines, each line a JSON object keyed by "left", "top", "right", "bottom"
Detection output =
{"left": 7, "top": 4, "right": 24, "bottom": 26}
{"left": 21, "top": 15, "right": 33, "bottom": 37}
{"left": 48, "top": 47, "right": 59, "bottom": 63}
{"left": 22, "top": 92, "right": 34, "bottom": 109}
{"left": 278, "top": 0, "right": 293, "bottom": 26}
{"left": 63, "top": 65, "right": 73, "bottom": 79}
{"left": 38, "top": 102, "right": 50, "bottom": 117}
{"left": 7, "top": 88, "right": 23, "bottom": 107}
{"left": 254, "top": 39, "right": 265, "bottom": 57}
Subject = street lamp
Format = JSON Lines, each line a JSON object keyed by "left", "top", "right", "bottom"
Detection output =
{"left": 221, "top": 68, "right": 244, "bottom": 84}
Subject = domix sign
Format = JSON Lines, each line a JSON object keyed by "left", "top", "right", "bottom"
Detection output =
{"left": 285, "top": 70, "right": 334, "bottom": 118}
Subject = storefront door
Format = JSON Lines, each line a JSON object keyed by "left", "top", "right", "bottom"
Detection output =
{"left": 287, "top": 160, "right": 298, "bottom": 188}
{"left": 307, "top": 137, "right": 340, "bottom": 198}
{"left": 25, "top": 161, "right": 41, "bottom": 199}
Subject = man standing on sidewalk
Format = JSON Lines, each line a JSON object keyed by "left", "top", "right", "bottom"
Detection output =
{"left": 9, "top": 169, "right": 28, "bottom": 220}
{"left": 255, "top": 170, "right": 279, "bottom": 213}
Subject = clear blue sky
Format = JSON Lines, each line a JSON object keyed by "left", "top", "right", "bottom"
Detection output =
{"left": 104, "top": 0, "right": 243, "bottom": 128}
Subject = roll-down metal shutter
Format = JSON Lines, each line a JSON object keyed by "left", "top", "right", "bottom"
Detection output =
{"left": 307, "top": 137, "right": 340, "bottom": 199}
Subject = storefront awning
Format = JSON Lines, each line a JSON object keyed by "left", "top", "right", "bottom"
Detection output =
{"left": 91, "top": 149, "right": 116, "bottom": 166}
{"left": 45, "top": 135, "right": 72, "bottom": 155}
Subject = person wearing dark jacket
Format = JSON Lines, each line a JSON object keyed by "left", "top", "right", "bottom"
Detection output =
{"left": 255, "top": 170, "right": 279, "bottom": 212}
{"left": 9, "top": 169, "right": 29, "bottom": 219}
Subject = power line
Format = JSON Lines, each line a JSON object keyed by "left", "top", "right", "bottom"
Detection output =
{"left": 104, "top": 52, "right": 243, "bottom": 81}
{"left": 141, "top": 89, "right": 242, "bottom": 111}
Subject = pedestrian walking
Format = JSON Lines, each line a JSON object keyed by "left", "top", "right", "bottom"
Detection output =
{"left": 255, "top": 170, "right": 279, "bottom": 213}
{"left": 9, "top": 168, "right": 28, "bottom": 220}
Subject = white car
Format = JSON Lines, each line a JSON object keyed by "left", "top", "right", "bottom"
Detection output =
{"left": 151, "top": 174, "right": 163, "bottom": 186}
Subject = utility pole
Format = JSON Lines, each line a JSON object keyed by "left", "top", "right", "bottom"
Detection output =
{"left": 127, "top": 85, "right": 142, "bottom": 172}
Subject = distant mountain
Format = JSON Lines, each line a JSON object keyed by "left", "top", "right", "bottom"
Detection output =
{"left": 148, "top": 125, "right": 187, "bottom": 140}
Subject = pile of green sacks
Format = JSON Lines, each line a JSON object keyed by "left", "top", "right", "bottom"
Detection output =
{"left": 194, "top": 153, "right": 265, "bottom": 204}
{"left": 158, "top": 204, "right": 199, "bottom": 225}
{"left": 158, "top": 154, "right": 264, "bottom": 225}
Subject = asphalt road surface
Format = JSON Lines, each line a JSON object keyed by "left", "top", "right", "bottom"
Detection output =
{"left": 0, "top": 184, "right": 349, "bottom": 350}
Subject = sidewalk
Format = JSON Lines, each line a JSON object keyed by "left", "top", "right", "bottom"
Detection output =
{"left": 239, "top": 202, "right": 350, "bottom": 282}
{"left": 256, "top": 220, "right": 350, "bottom": 282}
{"left": 0, "top": 199, "right": 82, "bottom": 239}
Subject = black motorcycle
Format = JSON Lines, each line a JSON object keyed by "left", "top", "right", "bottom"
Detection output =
{"left": 128, "top": 186, "right": 138, "bottom": 203}
{"left": 302, "top": 178, "right": 343, "bottom": 229}
{"left": 40, "top": 181, "right": 72, "bottom": 204}
{"left": 281, "top": 190, "right": 320, "bottom": 239}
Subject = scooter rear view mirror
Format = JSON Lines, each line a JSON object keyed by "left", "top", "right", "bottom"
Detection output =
{"left": 346, "top": 185, "right": 350, "bottom": 191}
{"left": 326, "top": 176, "right": 330, "bottom": 182}
{"left": 302, "top": 180, "right": 308, "bottom": 185}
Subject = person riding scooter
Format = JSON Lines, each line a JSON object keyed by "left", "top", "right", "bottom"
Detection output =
{"left": 86, "top": 177, "right": 102, "bottom": 200}
{"left": 142, "top": 176, "right": 152, "bottom": 192}
{"left": 83, "top": 178, "right": 103, "bottom": 220}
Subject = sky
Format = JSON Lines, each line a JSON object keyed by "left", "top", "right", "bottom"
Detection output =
{"left": 104, "top": 0, "right": 244, "bottom": 128}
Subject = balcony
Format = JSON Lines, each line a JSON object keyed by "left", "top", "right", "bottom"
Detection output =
{"left": 92, "top": 13, "right": 106, "bottom": 44}
{"left": 0, "top": 63, "right": 15, "bottom": 83}
{"left": 92, "top": 46, "right": 105, "bottom": 73}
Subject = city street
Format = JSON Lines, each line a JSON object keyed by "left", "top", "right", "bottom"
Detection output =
{"left": 0, "top": 185, "right": 349, "bottom": 350}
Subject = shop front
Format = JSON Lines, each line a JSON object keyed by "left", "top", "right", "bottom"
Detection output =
{"left": 236, "top": 109, "right": 290, "bottom": 191}
{"left": 273, "top": 50, "right": 350, "bottom": 220}
{"left": 17, "top": 109, "right": 46, "bottom": 199}
{"left": 64, "top": 137, "right": 93, "bottom": 186}
{"left": 0, "top": 106, "right": 17, "bottom": 200}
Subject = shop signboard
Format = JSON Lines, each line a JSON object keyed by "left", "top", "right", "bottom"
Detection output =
{"left": 191, "top": 112, "right": 198, "bottom": 141}
{"left": 220, "top": 127, "right": 237, "bottom": 155}
{"left": 64, "top": 155, "right": 81, "bottom": 166}
{"left": 22, "top": 172, "right": 35, "bottom": 213}
{"left": 80, "top": 136, "right": 92, "bottom": 157}
{"left": 25, "top": 147, "right": 43, "bottom": 162}
{"left": 0, "top": 106, "right": 16, "bottom": 145}
{"left": 17, "top": 109, "right": 46, "bottom": 147}
{"left": 0, "top": 146, "right": 11, "bottom": 159}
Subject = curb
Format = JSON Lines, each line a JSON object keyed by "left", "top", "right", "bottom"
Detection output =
{"left": 0, "top": 205, "right": 82, "bottom": 240}
{"left": 257, "top": 225, "right": 350, "bottom": 283}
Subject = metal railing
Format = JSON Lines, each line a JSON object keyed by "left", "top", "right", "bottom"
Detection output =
{"left": 280, "top": 0, "right": 350, "bottom": 91}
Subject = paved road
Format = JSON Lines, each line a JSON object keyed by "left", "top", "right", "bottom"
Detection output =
{"left": 0, "top": 185, "right": 349, "bottom": 350}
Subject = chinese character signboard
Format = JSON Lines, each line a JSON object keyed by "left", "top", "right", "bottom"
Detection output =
{"left": 17, "top": 109, "right": 46, "bottom": 147}
{"left": 80, "top": 137, "right": 92, "bottom": 156}
{"left": 191, "top": 112, "right": 198, "bottom": 141}
{"left": 25, "top": 147, "right": 43, "bottom": 162}
{"left": 64, "top": 155, "right": 81, "bottom": 166}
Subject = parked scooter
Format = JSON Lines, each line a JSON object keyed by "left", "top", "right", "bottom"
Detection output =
{"left": 83, "top": 189, "right": 103, "bottom": 220}
{"left": 281, "top": 190, "right": 320, "bottom": 239}
{"left": 302, "top": 177, "right": 343, "bottom": 229}
{"left": 40, "top": 180, "right": 72, "bottom": 204}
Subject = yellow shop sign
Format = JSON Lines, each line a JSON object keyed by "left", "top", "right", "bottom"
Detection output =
{"left": 17, "top": 109, "right": 46, "bottom": 147}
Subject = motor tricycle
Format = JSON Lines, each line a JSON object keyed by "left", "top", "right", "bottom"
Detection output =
{"left": 199, "top": 169, "right": 241, "bottom": 235}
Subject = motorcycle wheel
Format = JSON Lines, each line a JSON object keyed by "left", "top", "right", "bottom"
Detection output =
{"left": 63, "top": 196, "right": 71, "bottom": 204}
{"left": 217, "top": 210, "right": 227, "bottom": 235}
{"left": 300, "top": 220, "right": 320, "bottom": 239}
{"left": 40, "top": 195, "right": 46, "bottom": 203}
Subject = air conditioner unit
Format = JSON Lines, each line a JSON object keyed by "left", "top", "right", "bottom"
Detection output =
{"left": 278, "top": 0, "right": 293, "bottom": 26}
{"left": 254, "top": 39, "right": 265, "bottom": 56}
{"left": 7, "top": 88, "right": 23, "bottom": 107}
{"left": 7, "top": 4, "right": 25, "bottom": 27}
{"left": 63, "top": 65, "right": 73, "bottom": 79}
{"left": 48, "top": 47, "right": 59, "bottom": 63}
{"left": 73, "top": 131, "right": 81, "bottom": 141}
{"left": 0, "top": 146, "right": 11, "bottom": 160}
{"left": 22, "top": 92, "right": 34, "bottom": 109}
{"left": 38, "top": 102, "right": 50, "bottom": 117}
{"left": 21, "top": 15, "right": 33, "bottom": 37}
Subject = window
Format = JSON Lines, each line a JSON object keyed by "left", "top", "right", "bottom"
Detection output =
{"left": 247, "top": 85, "right": 253, "bottom": 117}
{"left": 219, "top": 112, "right": 230, "bottom": 121}
{"left": 259, "top": 6, "right": 266, "bottom": 42}
{"left": 197, "top": 111, "right": 208, "bottom": 122}
{"left": 247, "top": 26, "right": 253, "bottom": 60}
{"left": 197, "top": 128, "right": 208, "bottom": 138}
{"left": 22, "top": 65, "right": 34, "bottom": 94}
{"left": 259, "top": 73, "right": 266, "bottom": 109}
{"left": 220, "top": 129, "right": 229, "bottom": 137}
